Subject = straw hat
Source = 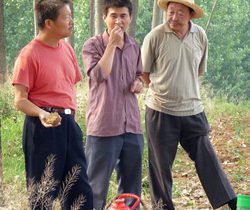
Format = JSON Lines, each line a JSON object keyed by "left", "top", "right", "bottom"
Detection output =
{"left": 158, "top": 0, "right": 204, "bottom": 19}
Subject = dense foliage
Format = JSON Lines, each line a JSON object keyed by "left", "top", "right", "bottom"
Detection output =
{"left": 197, "top": 0, "right": 250, "bottom": 102}
{"left": 3, "top": 0, "right": 250, "bottom": 102}
{"left": 4, "top": 0, "right": 33, "bottom": 70}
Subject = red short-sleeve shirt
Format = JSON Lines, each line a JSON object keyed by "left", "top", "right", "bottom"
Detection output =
{"left": 12, "top": 39, "right": 82, "bottom": 110}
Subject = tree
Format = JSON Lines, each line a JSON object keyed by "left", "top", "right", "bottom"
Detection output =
{"left": 4, "top": 0, "right": 33, "bottom": 68}
{"left": 128, "top": 0, "right": 138, "bottom": 37}
{"left": 204, "top": 0, "right": 218, "bottom": 32}
{"left": 151, "top": 0, "right": 162, "bottom": 28}
{"left": 3, "top": 0, "right": 250, "bottom": 101}
{"left": 65, "top": 1, "right": 74, "bottom": 47}
{"left": 71, "top": 0, "right": 89, "bottom": 70}
{"left": 0, "top": 1, "right": 6, "bottom": 202}
{"left": 33, "top": 0, "right": 39, "bottom": 36}
{"left": 203, "top": 0, "right": 250, "bottom": 101}
{"left": 95, "top": 0, "right": 104, "bottom": 35}
{"left": 0, "top": 119, "right": 3, "bottom": 206}
{"left": 135, "top": 0, "right": 153, "bottom": 45}
{"left": 89, "top": 0, "right": 95, "bottom": 37}
{"left": 0, "top": 0, "right": 6, "bottom": 84}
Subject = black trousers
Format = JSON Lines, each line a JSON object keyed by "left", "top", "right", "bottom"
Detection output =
{"left": 23, "top": 114, "right": 93, "bottom": 210}
{"left": 145, "top": 107, "right": 236, "bottom": 210}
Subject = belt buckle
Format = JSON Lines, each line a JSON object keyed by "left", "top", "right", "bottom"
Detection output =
{"left": 64, "top": 108, "right": 71, "bottom": 115}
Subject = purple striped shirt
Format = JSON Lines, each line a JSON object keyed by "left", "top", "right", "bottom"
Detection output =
{"left": 82, "top": 31, "right": 143, "bottom": 136}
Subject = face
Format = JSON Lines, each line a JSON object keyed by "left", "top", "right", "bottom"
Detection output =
{"left": 103, "top": 7, "right": 132, "bottom": 34}
{"left": 47, "top": 4, "right": 73, "bottom": 38}
{"left": 166, "top": 2, "right": 193, "bottom": 32}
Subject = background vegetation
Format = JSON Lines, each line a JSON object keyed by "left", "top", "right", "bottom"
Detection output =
{"left": 0, "top": 0, "right": 249, "bottom": 209}
{"left": 3, "top": 0, "right": 250, "bottom": 101}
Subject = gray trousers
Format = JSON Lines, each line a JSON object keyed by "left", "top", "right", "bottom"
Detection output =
{"left": 86, "top": 133, "right": 144, "bottom": 210}
{"left": 146, "top": 107, "right": 236, "bottom": 210}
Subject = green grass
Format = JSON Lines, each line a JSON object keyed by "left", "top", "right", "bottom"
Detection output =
{"left": 2, "top": 116, "right": 25, "bottom": 184}
{"left": 205, "top": 99, "right": 250, "bottom": 123}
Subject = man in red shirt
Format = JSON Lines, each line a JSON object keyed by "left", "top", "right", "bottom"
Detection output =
{"left": 12, "top": 0, "right": 93, "bottom": 209}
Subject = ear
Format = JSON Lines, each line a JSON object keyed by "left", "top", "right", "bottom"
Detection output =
{"left": 129, "top": 15, "right": 133, "bottom": 23}
{"left": 44, "top": 19, "right": 54, "bottom": 30}
{"left": 190, "top": 11, "right": 195, "bottom": 19}
{"left": 103, "top": 14, "right": 106, "bottom": 21}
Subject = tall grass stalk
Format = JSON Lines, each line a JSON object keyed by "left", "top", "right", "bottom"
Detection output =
{"left": 70, "top": 194, "right": 86, "bottom": 210}
{"left": 27, "top": 155, "right": 86, "bottom": 210}
{"left": 57, "top": 165, "right": 82, "bottom": 206}
{"left": 28, "top": 154, "right": 58, "bottom": 209}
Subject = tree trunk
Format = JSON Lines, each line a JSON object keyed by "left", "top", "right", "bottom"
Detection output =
{"left": 65, "top": 2, "right": 74, "bottom": 47}
{"left": 89, "top": 0, "right": 95, "bottom": 37}
{"left": 95, "top": 0, "right": 104, "bottom": 35}
{"left": 151, "top": 0, "right": 162, "bottom": 29}
{"left": 205, "top": 0, "right": 218, "bottom": 32}
{"left": 128, "top": 0, "right": 138, "bottom": 37}
{"left": 0, "top": 119, "right": 4, "bottom": 205}
{"left": 33, "top": 0, "right": 39, "bottom": 37}
{"left": 0, "top": 0, "right": 6, "bottom": 85}
{"left": 0, "top": 0, "right": 5, "bottom": 204}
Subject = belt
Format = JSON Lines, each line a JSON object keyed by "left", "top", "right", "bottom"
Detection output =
{"left": 41, "top": 107, "right": 75, "bottom": 115}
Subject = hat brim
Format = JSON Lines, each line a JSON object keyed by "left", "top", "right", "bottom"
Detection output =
{"left": 158, "top": 0, "right": 204, "bottom": 19}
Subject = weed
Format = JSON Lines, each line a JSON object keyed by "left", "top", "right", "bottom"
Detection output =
{"left": 27, "top": 154, "right": 85, "bottom": 210}
{"left": 28, "top": 154, "right": 59, "bottom": 209}
{"left": 57, "top": 164, "right": 81, "bottom": 206}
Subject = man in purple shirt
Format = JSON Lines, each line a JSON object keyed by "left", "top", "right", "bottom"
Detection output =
{"left": 82, "top": 0, "right": 144, "bottom": 209}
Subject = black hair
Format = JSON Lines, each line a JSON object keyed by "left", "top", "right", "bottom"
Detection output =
{"left": 35, "top": 0, "right": 71, "bottom": 29}
{"left": 103, "top": 0, "right": 133, "bottom": 16}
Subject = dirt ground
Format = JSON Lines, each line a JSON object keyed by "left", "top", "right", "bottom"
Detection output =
{"left": 138, "top": 115, "right": 249, "bottom": 210}
{"left": 163, "top": 116, "right": 249, "bottom": 210}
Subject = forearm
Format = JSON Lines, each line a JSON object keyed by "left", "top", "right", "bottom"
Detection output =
{"left": 13, "top": 84, "right": 59, "bottom": 127}
{"left": 142, "top": 72, "right": 151, "bottom": 87}
{"left": 98, "top": 43, "right": 116, "bottom": 78}
{"left": 14, "top": 97, "right": 45, "bottom": 117}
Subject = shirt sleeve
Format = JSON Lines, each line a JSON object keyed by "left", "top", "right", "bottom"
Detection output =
{"left": 141, "top": 32, "right": 155, "bottom": 73}
{"left": 82, "top": 38, "right": 106, "bottom": 82}
{"left": 198, "top": 29, "right": 208, "bottom": 75}
{"left": 63, "top": 41, "right": 83, "bottom": 84}
{"left": 12, "top": 55, "right": 35, "bottom": 92}
{"left": 136, "top": 46, "right": 143, "bottom": 78}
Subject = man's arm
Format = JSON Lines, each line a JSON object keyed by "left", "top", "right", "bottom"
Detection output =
{"left": 130, "top": 77, "right": 144, "bottom": 94}
{"left": 14, "top": 84, "right": 61, "bottom": 127}
{"left": 142, "top": 72, "right": 151, "bottom": 88}
{"left": 98, "top": 25, "right": 124, "bottom": 78}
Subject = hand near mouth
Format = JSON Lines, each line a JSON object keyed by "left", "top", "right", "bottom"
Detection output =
{"left": 109, "top": 25, "right": 124, "bottom": 47}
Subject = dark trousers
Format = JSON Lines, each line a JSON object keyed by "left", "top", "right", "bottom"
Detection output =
{"left": 23, "top": 115, "right": 93, "bottom": 210}
{"left": 86, "top": 133, "right": 144, "bottom": 210}
{"left": 145, "top": 107, "right": 236, "bottom": 210}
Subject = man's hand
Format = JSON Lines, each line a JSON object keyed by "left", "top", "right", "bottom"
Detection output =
{"left": 14, "top": 84, "right": 61, "bottom": 128}
{"left": 39, "top": 111, "right": 62, "bottom": 128}
{"left": 108, "top": 25, "right": 124, "bottom": 47}
{"left": 98, "top": 25, "right": 124, "bottom": 78}
{"left": 130, "top": 78, "right": 144, "bottom": 94}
